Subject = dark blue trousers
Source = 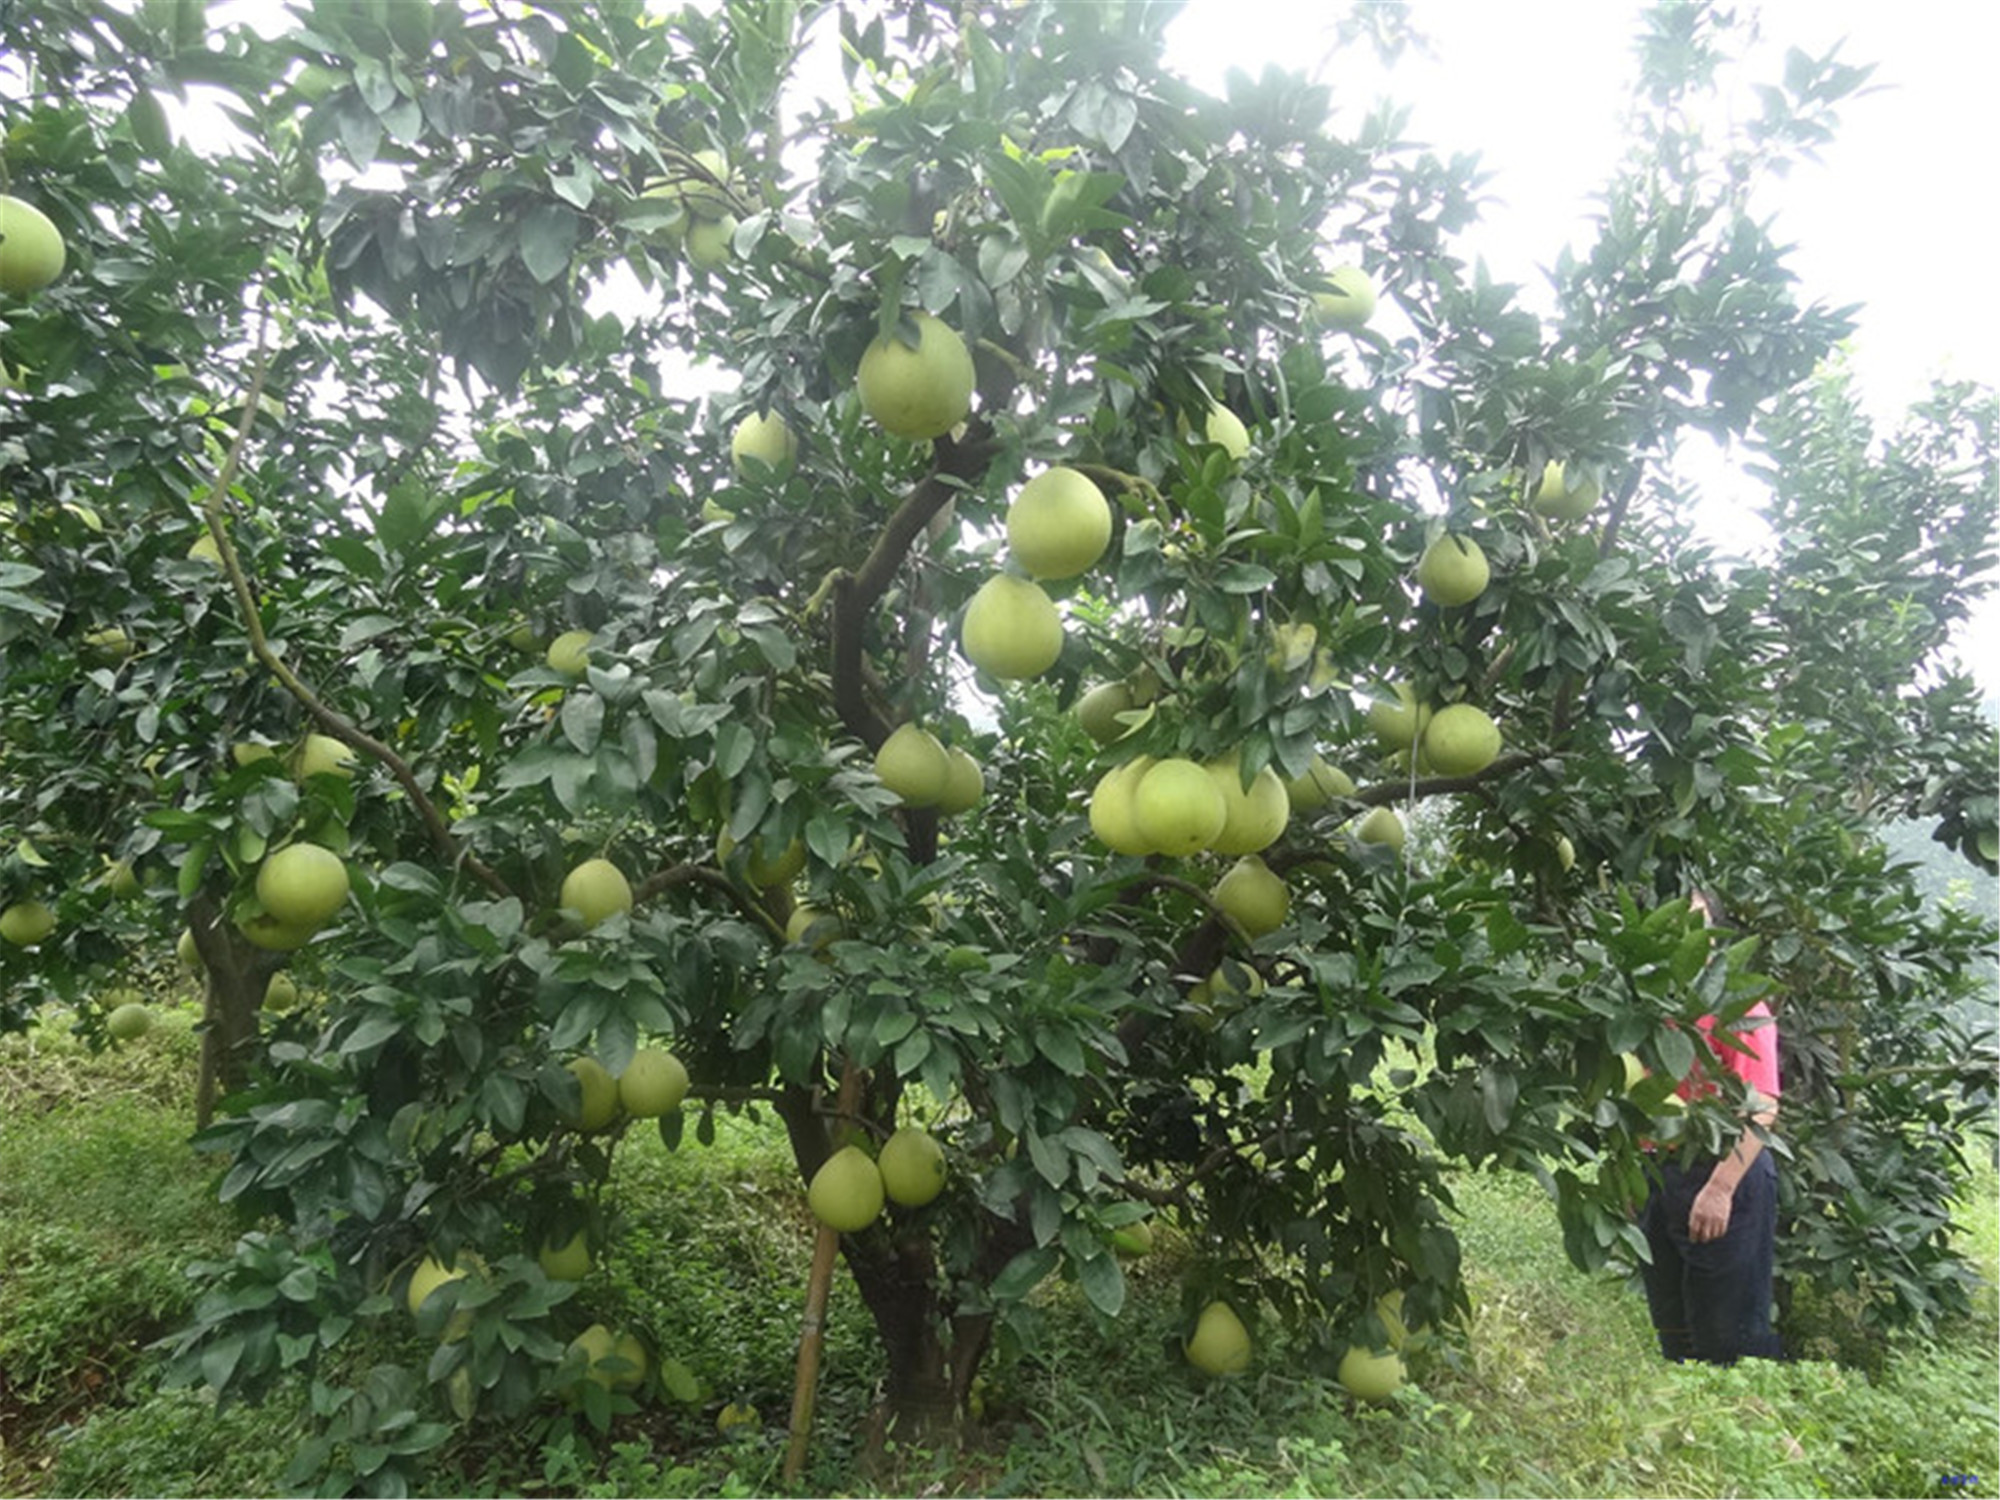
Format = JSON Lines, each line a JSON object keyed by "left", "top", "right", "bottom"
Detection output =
{"left": 1637, "top": 1150, "right": 1784, "bottom": 1364}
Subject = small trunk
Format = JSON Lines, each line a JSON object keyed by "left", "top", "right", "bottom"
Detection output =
{"left": 188, "top": 903, "right": 277, "bottom": 1127}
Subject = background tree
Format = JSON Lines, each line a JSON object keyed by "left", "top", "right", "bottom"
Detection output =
{"left": 1, "top": 0, "right": 1992, "bottom": 1487}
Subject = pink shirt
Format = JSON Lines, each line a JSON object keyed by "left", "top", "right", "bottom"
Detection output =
{"left": 1676, "top": 1000, "right": 1781, "bottom": 1104}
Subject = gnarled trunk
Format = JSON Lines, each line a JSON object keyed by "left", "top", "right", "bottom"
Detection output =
{"left": 187, "top": 899, "right": 279, "bottom": 1127}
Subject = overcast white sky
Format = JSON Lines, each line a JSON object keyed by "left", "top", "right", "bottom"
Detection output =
{"left": 1160, "top": 0, "right": 2000, "bottom": 694}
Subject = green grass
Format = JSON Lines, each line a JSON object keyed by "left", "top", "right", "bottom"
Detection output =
{"left": 3, "top": 1014, "right": 1995, "bottom": 1499}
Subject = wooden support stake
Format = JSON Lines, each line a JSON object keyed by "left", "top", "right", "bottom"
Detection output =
{"left": 783, "top": 1061, "right": 863, "bottom": 1485}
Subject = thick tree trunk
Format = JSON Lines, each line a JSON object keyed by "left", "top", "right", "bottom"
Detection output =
{"left": 187, "top": 899, "right": 278, "bottom": 1127}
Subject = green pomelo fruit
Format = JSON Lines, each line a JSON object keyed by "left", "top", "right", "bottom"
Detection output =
{"left": 1185, "top": 1300, "right": 1251, "bottom": 1376}
{"left": 730, "top": 410, "right": 796, "bottom": 479}
{"left": 560, "top": 858, "right": 633, "bottom": 928}
{"left": 935, "top": 746, "right": 984, "bottom": 816}
{"left": 107, "top": 1001, "right": 154, "bottom": 1040}
{"left": 1131, "top": 758, "right": 1227, "bottom": 857}
{"left": 1415, "top": 534, "right": 1490, "bottom": 607}
{"left": 807, "top": 1144, "right": 885, "bottom": 1232}
{"left": 1533, "top": 459, "right": 1601, "bottom": 521}
{"left": 1368, "top": 684, "right": 1431, "bottom": 751}
{"left": 1212, "top": 855, "right": 1289, "bottom": 938}
{"left": 856, "top": 312, "right": 975, "bottom": 440}
{"left": 1089, "top": 756, "right": 1157, "bottom": 856}
{"left": 619, "top": 1048, "right": 689, "bottom": 1117}
{"left": 256, "top": 843, "right": 351, "bottom": 929}
{"left": 1354, "top": 806, "right": 1405, "bottom": 852}
{"left": 1285, "top": 755, "right": 1355, "bottom": 813}
{"left": 1309, "top": 263, "right": 1376, "bottom": 330}
{"left": 1006, "top": 466, "right": 1111, "bottom": 580}
{"left": 1421, "top": 703, "right": 1501, "bottom": 777}
{"left": 293, "top": 733, "right": 356, "bottom": 781}
{"left": 1337, "top": 1345, "right": 1405, "bottom": 1401}
{"left": 1077, "top": 681, "right": 1139, "bottom": 744}
{"left": 563, "top": 1056, "right": 622, "bottom": 1131}
{"left": 877, "top": 1126, "right": 946, "bottom": 1207}
{"left": 874, "top": 723, "right": 951, "bottom": 806}
{"left": 1205, "top": 755, "right": 1290, "bottom": 855}
{"left": 0, "top": 900, "right": 55, "bottom": 946}
{"left": 961, "top": 574, "right": 1063, "bottom": 680}
{"left": 538, "top": 1230, "right": 591, "bottom": 1282}
{"left": 0, "top": 196, "right": 66, "bottom": 295}
{"left": 546, "top": 630, "right": 593, "bottom": 677}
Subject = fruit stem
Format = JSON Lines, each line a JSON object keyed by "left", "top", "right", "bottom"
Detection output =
{"left": 1071, "top": 462, "right": 1164, "bottom": 513}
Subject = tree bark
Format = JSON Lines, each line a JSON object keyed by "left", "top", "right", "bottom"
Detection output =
{"left": 188, "top": 898, "right": 281, "bottom": 1127}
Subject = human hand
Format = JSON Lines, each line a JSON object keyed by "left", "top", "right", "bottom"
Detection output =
{"left": 1688, "top": 1179, "right": 1734, "bottom": 1242}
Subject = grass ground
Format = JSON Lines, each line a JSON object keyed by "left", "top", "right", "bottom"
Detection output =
{"left": 2, "top": 1000, "right": 1995, "bottom": 1498}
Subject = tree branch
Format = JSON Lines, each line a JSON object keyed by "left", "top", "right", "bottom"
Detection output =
{"left": 634, "top": 861, "right": 787, "bottom": 941}
{"left": 201, "top": 337, "right": 511, "bottom": 900}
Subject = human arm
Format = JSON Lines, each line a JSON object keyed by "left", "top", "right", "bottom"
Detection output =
{"left": 1687, "top": 1100, "right": 1777, "bottom": 1243}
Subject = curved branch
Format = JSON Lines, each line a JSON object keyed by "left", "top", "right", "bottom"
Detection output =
{"left": 201, "top": 338, "right": 511, "bottom": 899}
{"left": 634, "top": 861, "right": 787, "bottom": 940}
{"left": 831, "top": 423, "right": 998, "bottom": 752}
{"left": 1351, "top": 750, "right": 1547, "bottom": 806}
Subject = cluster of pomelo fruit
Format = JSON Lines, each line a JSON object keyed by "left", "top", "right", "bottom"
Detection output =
{"left": 805, "top": 1126, "right": 947, "bottom": 1233}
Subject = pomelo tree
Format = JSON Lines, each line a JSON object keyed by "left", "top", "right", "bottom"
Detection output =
{"left": 1, "top": 0, "right": 1993, "bottom": 1485}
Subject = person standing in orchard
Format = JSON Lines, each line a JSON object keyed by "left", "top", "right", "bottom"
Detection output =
{"left": 1636, "top": 888, "right": 1786, "bottom": 1365}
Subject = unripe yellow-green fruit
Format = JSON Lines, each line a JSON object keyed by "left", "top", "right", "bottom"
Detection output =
{"left": 935, "top": 746, "right": 984, "bottom": 816}
{"left": 265, "top": 972, "right": 298, "bottom": 1011}
{"left": 1089, "top": 756, "right": 1157, "bottom": 856}
{"left": 684, "top": 212, "right": 735, "bottom": 269}
{"left": 1110, "top": 1219, "right": 1154, "bottom": 1258}
{"left": 730, "top": 410, "right": 796, "bottom": 479}
{"left": 877, "top": 1126, "right": 947, "bottom": 1207}
{"left": 807, "top": 1144, "right": 885, "bottom": 1232}
{"left": 103, "top": 859, "right": 141, "bottom": 898}
{"left": 566, "top": 1322, "right": 646, "bottom": 1392}
{"left": 1337, "top": 1345, "right": 1405, "bottom": 1401}
{"left": 0, "top": 196, "right": 66, "bottom": 296}
{"left": 961, "top": 573, "right": 1063, "bottom": 680}
{"left": 82, "top": 625, "right": 134, "bottom": 664}
{"left": 107, "top": 1001, "right": 153, "bottom": 1041}
{"left": 1195, "top": 404, "right": 1250, "bottom": 461}
{"left": 1129, "top": 758, "right": 1226, "bottom": 856}
{"left": 407, "top": 1253, "right": 484, "bottom": 1338}
{"left": 786, "top": 905, "right": 843, "bottom": 949}
{"left": 1309, "top": 263, "right": 1376, "bottom": 331}
{"left": 177, "top": 928, "right": 203, "bottom": 972}
{"left": 1368, "top": 684, "right": 1432, "bottom": 751}
{"left": 256, "top": 843, "right": 351, "bottom": 930}
{"left": 1285, "top": 755, "right": 1355, "bottom": 813}
{"left": 675, "top": 147, "right": 736, "bottom": 218}
{"left": 0, "top": 900, "right": 56, "bottom": 946}
{"left": 1620, "top": 1051, "right": 1646, "bottom": 1092}
{"left": 1185, "top": 1300, "right": 1251, "bottom": 1375}
{"left": 1212, "top": 856, "right": 1289, "bottom": 938}
{"left": 619, "top": 1048, "right": 689, "bottom": 1116}
{"left": 1077, "top": 682, "right": 1140, "bottom": 744}
{"left": 563, "top": 1056, "right": 622, "bottom": 1131}
{"left": 1415, "top": 534, "right": 1490, "bottom": 607}
{"left": 538, "top": 1230, "right": 591, "bottom": 1282}
{"left": 1205, "top": 755, "right": 1290, "bottom": 855}
{"left": 560, "top": 858, "right": 633, "bottom": 928}
{"left": 1006, "top": 466, "right": 1111, "bottom": 580}
{"left": 1533, "top": 459, "right": 1601, "bottom": 521}
{"left": 293, "top": 733, "right": 356, "bottom": 781}
{"left": 1354, "top": 806, "right": 1405, "bottom": 852}
{"left": 237, "top": 911, "right": 315, "bottom": 951}
{"left": 1554, "top": 834, "right": 1577, "bottom": 871}
{"left": 232, "top": 740, "right": 279, "bottom": 768}
{"left": 187, "top": 531, "right": 223, "bottom": 565}
{"left": 1421, "top": 703, "right": 1501, "bottom": 777}
{"left": 856, "top": 312, "right": 975, "bottom": 440}
{"left": 546, "top": 630, "right": 593, "bottom": 677}
{"left": 874, "top": 723, "right": 951, "bottom": 806}
{"left": 717, "top": 830, "right": 807, "bottom": 888}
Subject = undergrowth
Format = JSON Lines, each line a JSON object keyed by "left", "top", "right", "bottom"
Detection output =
{"left": 3, "top": 1008, "right": 1994, "bottom": 1499}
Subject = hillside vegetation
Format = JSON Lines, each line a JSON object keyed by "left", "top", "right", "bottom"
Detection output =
{"left": 3, "top": 999, "right": 1993, "bottom": 1499}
